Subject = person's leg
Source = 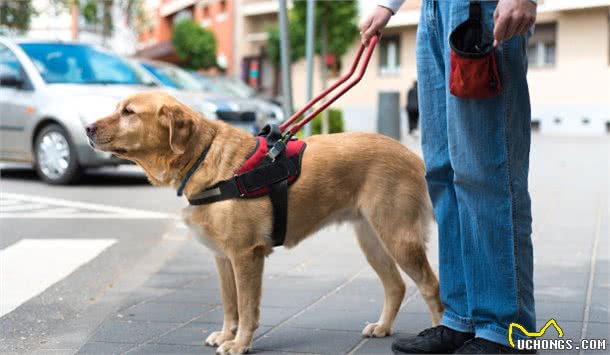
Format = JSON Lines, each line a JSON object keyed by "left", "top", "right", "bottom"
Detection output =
{"left": 417, "top": 0, "right": 473, "bottom": 334}
{"left": 442, "top": 0, "right": 535, "bottom": 347}
{"left": 407, "top": 110, "right": 417, "bottom": 134}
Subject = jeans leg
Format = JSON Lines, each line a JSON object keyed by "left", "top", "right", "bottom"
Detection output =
{"left": 442, "top": 1, "right": 536, "bottom": 346}
{"left": 417, "top": 0, "right": 473, "bottom": 333}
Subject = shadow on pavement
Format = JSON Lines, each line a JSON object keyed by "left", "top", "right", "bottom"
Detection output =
{"left": 0, "top": 167, "right": 151, "bottom": 186}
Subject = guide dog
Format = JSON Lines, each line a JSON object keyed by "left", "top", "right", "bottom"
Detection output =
{"left": 86, "top": 92, "right": 443, "bottom": 354}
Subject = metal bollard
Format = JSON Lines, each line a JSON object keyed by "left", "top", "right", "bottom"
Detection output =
{"left": 377, "top": 91, "right": 401, "bottom": 141}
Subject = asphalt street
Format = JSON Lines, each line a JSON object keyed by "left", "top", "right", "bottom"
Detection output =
{"left": 0, "top": 134, "right": 608, "bottom": 354}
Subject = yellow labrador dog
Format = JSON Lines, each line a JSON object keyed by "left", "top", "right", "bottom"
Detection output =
{"left": 87, "top": 92, "right": 443, "bottom": 354}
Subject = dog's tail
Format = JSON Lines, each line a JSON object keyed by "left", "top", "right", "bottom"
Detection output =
{"left": 418, "top": 184, "right": 436, "bottom": 244}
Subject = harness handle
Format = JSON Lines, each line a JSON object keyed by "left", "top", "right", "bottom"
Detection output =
{"left": 279, "top": 34, "right": 380, "bottom": 136}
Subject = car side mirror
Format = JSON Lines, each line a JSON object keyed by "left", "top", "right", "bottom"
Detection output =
{"left": 0, "top": 73, "right": 24, "bottom": 88}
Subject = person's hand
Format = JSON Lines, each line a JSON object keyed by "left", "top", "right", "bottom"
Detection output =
{"left": 493, "top": 0, "right": 537, "bottom": 47}
{"left": 360, "top": 5, "right": 393, "bottom": 45}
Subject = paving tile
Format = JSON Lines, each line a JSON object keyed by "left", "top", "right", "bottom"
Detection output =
{"left": 284, "top": 307, "right": 380, "bottom": 332}
{"left": 594, "top": 259, "right": 609, "bottom": 276}
{"left": 89, "top": 320, "right": 180, "bottom": 344}
{"left": 117, "top": 287, "right": 174, "bottom": 312}
{"left": 593, "top": 272, "right": 609, "bottom": 288}
{"left": 535, "top": 285, "right": 587, "bottom": 303}
{"left": 590, "top": 287, "right": 609, "bottom": 308}
{"left": 118, "top": 301, "right": 214, "bottom": 323}
{"left": 586, "top": 303, "right": 610, "bottom": 324}
{"left": 154, "top": 323, "right": 273, "bottom": 347}
{"left": 352, "top": 333, "right": 413, "bottom": 355}
{"left": 195, "top": 306, "right": 297, "bottom": 327}
{"left": 142, "top": 273, "right": 200, "bottom": 289}
{"left": 261, "top": 288, "right": 327, "bottom": 309}
{"left": 151, "top": 287, "right": 221, "bottom": 305}
{"left": 393, "top": 312, "right": 436, "bottom": 333}
{"left": 76, "top": 341, "right": 136, "bottom": 354}
{"left": 254, "top": 327, "right": 362, "bottom": 354}
{"left": 128, "top": 343, "right": 211, "bottom": 354}
{"left": 537, "top": 301, "right": 585, "bottom": 322}
{"left": 535, "top": 320, "right": 582, "bottom": 340}
{"left": 584, "top": 322, "right": 610, "bottom": 341}
{"left": 152, "top": 322, "right": 216, "bottom": 347}
{"left": 534, "top": 270, "right": 589, "bottom": 288}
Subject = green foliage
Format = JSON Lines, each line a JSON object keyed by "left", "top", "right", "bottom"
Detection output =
{"left": 82, "top": 0, "right": 98, "bottom": 24}
{"left": 266, "top": 0, "right": 359, "bottom": 68}
{"left": 265, "top": 21, "right": 304, "bottom": 68}
{"left": 295, "top": 108, "right": 343, "bottom": 137}
{"left": 0, "top": 0, "right": 37, "bottom": 33}
{"left": 172, "top": 20, "right": 217, "bottom": 70}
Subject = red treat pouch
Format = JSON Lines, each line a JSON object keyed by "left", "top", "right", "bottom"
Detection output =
{"left": 449, "top": 1, "right": 502, "bottom": 98}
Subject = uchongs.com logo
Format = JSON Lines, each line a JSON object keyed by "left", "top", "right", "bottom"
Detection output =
{"left": 509, "top": 319, "right": 608, "bottom": 352}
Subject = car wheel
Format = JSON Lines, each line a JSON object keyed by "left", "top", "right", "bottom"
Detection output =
{"left": 34, "top": 124, "right": 82, "bottom": 184}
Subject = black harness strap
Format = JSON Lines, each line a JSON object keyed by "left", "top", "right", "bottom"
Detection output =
{"left": 180, "top": 123, "right": 305, "bottom": 247}
{"left": 187, "top": 152, "right": 302, "bottom": 205}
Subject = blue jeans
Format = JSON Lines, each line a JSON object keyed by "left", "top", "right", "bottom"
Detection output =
{"left": 416, "top": 0, "right": 535, "bottom": 346}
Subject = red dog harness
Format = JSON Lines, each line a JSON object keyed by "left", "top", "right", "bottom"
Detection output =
{"left": 176, "top": 35, "right": 379, "bottom": 247}
{"left": 177, "top": 124, "right": 306, "bottom": 247}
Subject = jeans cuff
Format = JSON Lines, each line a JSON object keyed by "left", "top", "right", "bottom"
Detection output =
{"left": 476, "top": 324, "right": 528, "bottom": 347}
{"left": 440, "top": 311, "right": 475, "bottom": 333}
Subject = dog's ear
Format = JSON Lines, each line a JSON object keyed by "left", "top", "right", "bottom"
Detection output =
{"left": 159, "top": 105, "right": 194, "bottom": 154}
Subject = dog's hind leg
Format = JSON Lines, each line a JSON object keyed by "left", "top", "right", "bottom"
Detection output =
{"left": 371, "top": 219, "right": 444, "bottom": 325}
{"left": 216, "top": 246, "right": 265, "bottom": 355}
{"left": 205, "top": 256, "right": 238, "bottom": 347}
{"left": 355, "top": 220, "right": 406, "bottom": 338}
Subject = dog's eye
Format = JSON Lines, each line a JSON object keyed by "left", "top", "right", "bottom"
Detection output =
{"left": 122, "top": 107, "right": 134, "bottom": 116}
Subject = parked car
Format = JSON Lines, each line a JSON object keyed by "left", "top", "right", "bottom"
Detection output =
{"left": 0, "top": 38, "right": 161, "bottom": 184}
{"left": 135, "top": 59, "right": 276, "bottom": 133}
{"left": 190, "top": 73, "right": 284, "bottom": 125}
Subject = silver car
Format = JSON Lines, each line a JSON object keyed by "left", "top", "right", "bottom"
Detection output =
{"left": 0, "top": 38, "right": 158, "bottom": 184}
{"left": 135, "top": 59, "right": 270, "bottom": 133}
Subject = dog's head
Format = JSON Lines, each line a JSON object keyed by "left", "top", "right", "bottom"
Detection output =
{"left": 86, "top": 91, "right": 214, "bottom": 185}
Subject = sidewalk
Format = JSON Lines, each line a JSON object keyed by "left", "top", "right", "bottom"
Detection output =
{"left": 78, "top": 135, "right": 609, "bottom": 354}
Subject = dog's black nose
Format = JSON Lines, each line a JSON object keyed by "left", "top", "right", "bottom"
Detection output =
{"left": 85, "top": 123, "right": 97, "bottom": 138}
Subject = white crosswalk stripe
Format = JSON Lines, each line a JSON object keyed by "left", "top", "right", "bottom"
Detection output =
{"left": 0, "top": 203, "right": 48, "bottom": 213}
{"left": 0, "top": 238, "right": 117, "bottom": 317}
{"left": 0, "top": 192, "right": 178, "bottom": 219}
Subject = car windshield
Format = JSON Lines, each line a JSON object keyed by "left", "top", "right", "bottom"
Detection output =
{"left": 215, "top": 77, "right": 257, "bottom": 99}
{"left": 141, "top": 63, "right": 203, "bottom": 91}
{"left": 18, "top": 43, "right": 154, "bottom": 85}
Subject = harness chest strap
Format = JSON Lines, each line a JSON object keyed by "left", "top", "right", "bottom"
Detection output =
{"left": 177, "top": 135, "right": 306, "bottom": 247}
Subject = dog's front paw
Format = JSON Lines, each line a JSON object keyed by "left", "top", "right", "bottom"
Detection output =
{"left": 216, "top": 340, "right": 251, "bottom": 355}
{"left": 205, "top": 330, "right": 235, "bottom": 347}
{"left": 362, "top": 322, "right": 392, "bottom": 338}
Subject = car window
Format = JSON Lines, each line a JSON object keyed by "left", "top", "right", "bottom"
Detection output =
{"left": 0, "top": 44, "right": 22, "bottom": 78}
{"left": 141, "top": 63, "right": 203, "bottom": 91}
{"left": 18, "top": 43, "right": 145, "bottom": 85}
{"left": 141, "top": 63, "right": 178, "bottom": 88}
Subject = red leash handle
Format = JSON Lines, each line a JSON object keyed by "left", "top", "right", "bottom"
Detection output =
{"left": 279, "top": 35, "right": 380, "bottom": 135}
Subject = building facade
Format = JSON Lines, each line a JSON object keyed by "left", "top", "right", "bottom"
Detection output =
{"left": 136, "top": 0, "right": 610, "bottom": 134}
{"left": 138, "top": 0, "right": 236, "bottom": 73}
{"left": 233, "top": 0, "right": 610, "bottom": 135}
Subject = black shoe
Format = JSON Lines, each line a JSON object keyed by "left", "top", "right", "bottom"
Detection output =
{"left": 391, "top": 325, "right": 475, "bottom": 354}
{"left": 454, "top": 338, "right": 537, "bottom": 354}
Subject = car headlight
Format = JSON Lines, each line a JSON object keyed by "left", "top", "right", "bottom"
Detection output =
{"left": 200, "top": 102, "right": 218, "bottom": 120}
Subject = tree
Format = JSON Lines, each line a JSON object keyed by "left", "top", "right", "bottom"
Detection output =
{"left": 0, "top": 0, "right": 37, "bottom": 33}
{"left": 266, "top": 1, "right": 359, "bottom": 66}
{"left": 172, "top": 20, "right": 217, "bottom": 70}
{"left": 266, "top": 1, "right": 359, "bottom": 133}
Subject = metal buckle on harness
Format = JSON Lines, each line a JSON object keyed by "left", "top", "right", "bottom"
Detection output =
{"left": 234, "top": 174, "right": 246, "bottom": 197}
{"left": 266, "top": 141, "right": 287, "bottom": 162}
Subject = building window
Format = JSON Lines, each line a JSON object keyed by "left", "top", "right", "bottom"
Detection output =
{"left": 379, "top": 35, "right": 401, "bottom": 75}
{"left": 527, "top": 23, "right": 557, "bottom": 67}
{"left": 173, "top": 8, "right": 193, "bottom": 26}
